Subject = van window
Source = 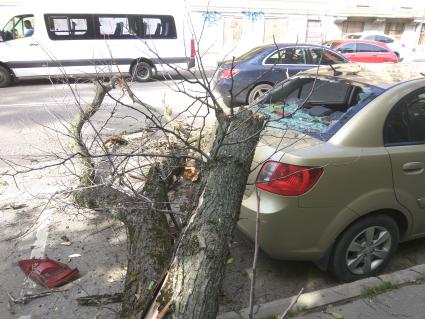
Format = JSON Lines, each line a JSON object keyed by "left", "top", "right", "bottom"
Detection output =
{"left": 141, "top": 15, "right": 176, "bottom": 39}
{"left": 2, "top": 15, "right": 34, "bottom": 41}
{"left": 97, "top": 15, "right": 138, "bottom": 38}
{"left": 45, "top": 15, "right": 93, "bottom": 39}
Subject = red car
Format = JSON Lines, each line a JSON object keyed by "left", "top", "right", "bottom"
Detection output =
{"left": 331, "top": 39, "right": 398, "bottom": 63}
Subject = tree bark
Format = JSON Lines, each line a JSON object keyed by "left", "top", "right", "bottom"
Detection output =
{"left": 69, "top": 78, "right": 182, "bottom": 318}
{"left": 147, "top": 109, "right": 265, "bottom": 319}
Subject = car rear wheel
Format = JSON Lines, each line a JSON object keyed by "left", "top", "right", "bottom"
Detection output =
{"left": 247, "top": 83, "right": 273, "bottom": 104}
{"left": 0, "top": 65, "right": 12, "bottom": 88}
{"left": 132, "top": 61, "right": 153, "bottom": 82}
{"left": 330, "top": 215, "right": 399, "bottom": 282}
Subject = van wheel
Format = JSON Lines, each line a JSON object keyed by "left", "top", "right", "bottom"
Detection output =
{"left": 0, "top": 66, "right": 12, "bottom": 88}
{"left": 330, "top": 215, "right": 399, "bottom": 282}
{"left": 247, "top": 84, "right": 272, "bottom": 104}
{"left": 132, "top": 62, "right": 153, "bottom": 82}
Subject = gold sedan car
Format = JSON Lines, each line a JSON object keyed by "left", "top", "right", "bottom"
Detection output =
{"left": 239, "top": 63, "right": 425, "bottom": 282}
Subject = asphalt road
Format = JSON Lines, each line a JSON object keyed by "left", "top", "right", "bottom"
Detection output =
{"left": 0, "top": 75, "right": 213, "bottom": 168}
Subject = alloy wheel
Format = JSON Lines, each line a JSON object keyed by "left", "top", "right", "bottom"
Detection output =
{"left": 345, "top": 226, "right": 392, "bottom": 275}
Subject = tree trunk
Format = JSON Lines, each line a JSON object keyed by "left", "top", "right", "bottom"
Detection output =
{"left": 147, "top": 109, "right": 265, "bottom": 319}
{"left": 73, "top": 162, "right": 178, "bottom": 319}
{"left": 69, "top": 78, "right": 182, "bottom": 318}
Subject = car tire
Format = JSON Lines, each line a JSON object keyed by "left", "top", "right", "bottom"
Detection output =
{"left": 330, "top": 215, "right": 399, "bottom": 282}
{"left": 247, "top": 83, "right": 273, "bottom": 104}
{"left": 0, "top": 65, "right": 12, "bottom": 88}
{"left": 132, "top": 61, "right": 153, "bottom": 82}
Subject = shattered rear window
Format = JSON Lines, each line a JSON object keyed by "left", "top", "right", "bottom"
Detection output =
{"left": 256, "top": 76, "right": 383, "bottom": 140}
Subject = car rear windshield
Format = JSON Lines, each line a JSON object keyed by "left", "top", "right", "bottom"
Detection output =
{"left": 346, "top": 34, "right": 362, "bottom": 39}
{"left": 255, "top": 75, "right": 383, "bottom": 140}
{"left": 236, "top": 46, "right": 267, "bottom": 61}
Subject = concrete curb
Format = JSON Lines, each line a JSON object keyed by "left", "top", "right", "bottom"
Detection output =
{"left": 218, "top": 264, "right": 425, "bottom": 319}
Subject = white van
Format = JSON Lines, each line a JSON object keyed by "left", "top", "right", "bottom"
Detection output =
{"left": 0, "top": 1, "right": 195, "bottom": 87}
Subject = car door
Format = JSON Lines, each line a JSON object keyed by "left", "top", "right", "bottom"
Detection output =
{"left": 336, "top": 43, "right": 357, "bottom": 61}
{"left": 384, "top": 88, "right": 425, "bottom": 235}
{"left": 1, "top": 15, "right": 49, "bottom": 78}
{"left": 262, "top": 47, "right": 311, "bottom": 83}
{"left": 357, "top": 43, "right": 394, "bottom": 63}
{"left": 308, "top": 47, "right": 347, "bottom": 65}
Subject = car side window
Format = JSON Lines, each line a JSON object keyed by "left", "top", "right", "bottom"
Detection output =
{"left": 364, "top": 35, "right": 375, "bottom": 41}
{"left": 376, "top": 35, "right": 393, "bottom": 43}
{"left": 338, "top": 43, "right": 356, "bottom": 53}
{"left": 384, "top": 89, "right": 425, "bottom": 145}
{"left": 357, "top": 43, "right": 387, "bottom": 52}
{"left": 265, "top": 48, "right": 307, "bottom": 65}
{"left": 309, "top": 48, "right": 346, "bottom": 65}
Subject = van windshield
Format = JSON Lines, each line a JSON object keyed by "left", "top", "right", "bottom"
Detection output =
{"left": 2, "top": 15, "right": 35, "bottom": 41}
{"left": 256, "top": 76, "right": 383, "bottom": 140}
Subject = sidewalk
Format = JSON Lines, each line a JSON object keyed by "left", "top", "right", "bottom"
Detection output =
{"left": 219, "top": 264, "right": 425, "bottom": 319}
{"left": 298, "top": 282, "right": 425, "bottom": 318}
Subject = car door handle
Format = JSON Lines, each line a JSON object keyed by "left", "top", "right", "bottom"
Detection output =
{"left": 403, "top": 162, "right": 424, "bottom": 173}
{"left": 29, "top": 43, "right": 39, "bottom": 46}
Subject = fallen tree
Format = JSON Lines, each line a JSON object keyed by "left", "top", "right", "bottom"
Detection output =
{"left": 69, "top": 71, "right": 265, "bottom": 318}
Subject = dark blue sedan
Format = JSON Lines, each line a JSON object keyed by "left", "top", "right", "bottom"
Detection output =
{"left": 214, "top": 44, "right": 349, "bottom": 107}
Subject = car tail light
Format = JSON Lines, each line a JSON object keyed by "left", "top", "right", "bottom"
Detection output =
{"left": 219, "top": 68, "right": 240, "bottom": 80}
{"left": 255, "top": 161, "right": 323, "bottom": 196}
{"left": 190, "top": 39, "right": 196, "bottom": 58}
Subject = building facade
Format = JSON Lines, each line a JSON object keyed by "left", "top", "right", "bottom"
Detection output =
{"left": 1, "top": 0, "right": 425, "bottom": 66}
{"left": 190, "top": 0, "right": 425, "bottom": 65}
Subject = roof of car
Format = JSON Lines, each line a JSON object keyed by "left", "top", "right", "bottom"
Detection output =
{"left": 259, "top": 43, "right": 331, "bottom": 50}
{"left": 334, "top": 39, "right": 390, "bottom": 47}
{"left": 300, "top": 62, "right": 425, "bottom": 89}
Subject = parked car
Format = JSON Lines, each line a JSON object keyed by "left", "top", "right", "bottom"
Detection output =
{"left": 238, "top": 63, "right": 425, "bottom": 282}
{"left": 214, "top": 44, "right": 348, "bottom": 107}
{"left": 344, "top": 31, "right": 407, "bottom": 60}
{"left": 332, "top": 39, "right": 399, "bottom": 63}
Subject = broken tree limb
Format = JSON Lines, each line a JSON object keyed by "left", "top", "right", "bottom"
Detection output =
{"left": 76, "top": 293, "right": 123, "bottom": 306}
{"left": 146, "top": 109, "right": 265, "bottom": 319}
{"left": 69, "top": 77, "right": 188, "bottom": 318}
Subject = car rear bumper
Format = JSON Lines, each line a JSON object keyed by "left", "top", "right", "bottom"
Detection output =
{"left": 238, "top": 189, "right": 359, "bottom": 261}
{"left": 214, "top": 78, "right": 250, "bottom": 107}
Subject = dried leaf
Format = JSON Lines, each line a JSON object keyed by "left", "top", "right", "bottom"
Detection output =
{"left": 183, "top": 159, "right": 200, "bottom": 182}
{"left": 331, "top": 312, "right": 344, "bottom": 319}
{"left": 104, "top": 135, "right": 128, "bottom": 145}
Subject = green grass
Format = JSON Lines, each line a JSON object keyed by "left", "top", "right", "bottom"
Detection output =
{"left": 360, "top": 281, "right": 398, "bottom": 298}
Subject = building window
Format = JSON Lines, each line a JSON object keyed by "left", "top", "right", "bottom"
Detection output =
{"left": 385, "top": 22, "right": 405, "bottom": 39}
{"left": 264, "top": 18, "right": 288, "bottom": 44}
{"left": 342, "top": 21, "right": 364, "bottom": 35}
{"left": 305, "top": 20, "right": 322, "bottom": 43}
{"left": 223, "top": 17, "right": 242, "bottom": 46}
{"left": 420, "top": 24, "right": 425, "bottom": 45}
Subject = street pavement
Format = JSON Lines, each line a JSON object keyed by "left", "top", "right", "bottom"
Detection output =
{"left": 3, "top": 72, "right": 425, "bottom": 318}
{"left": 298, "top": 283, "right": 425, "bottom": 318}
